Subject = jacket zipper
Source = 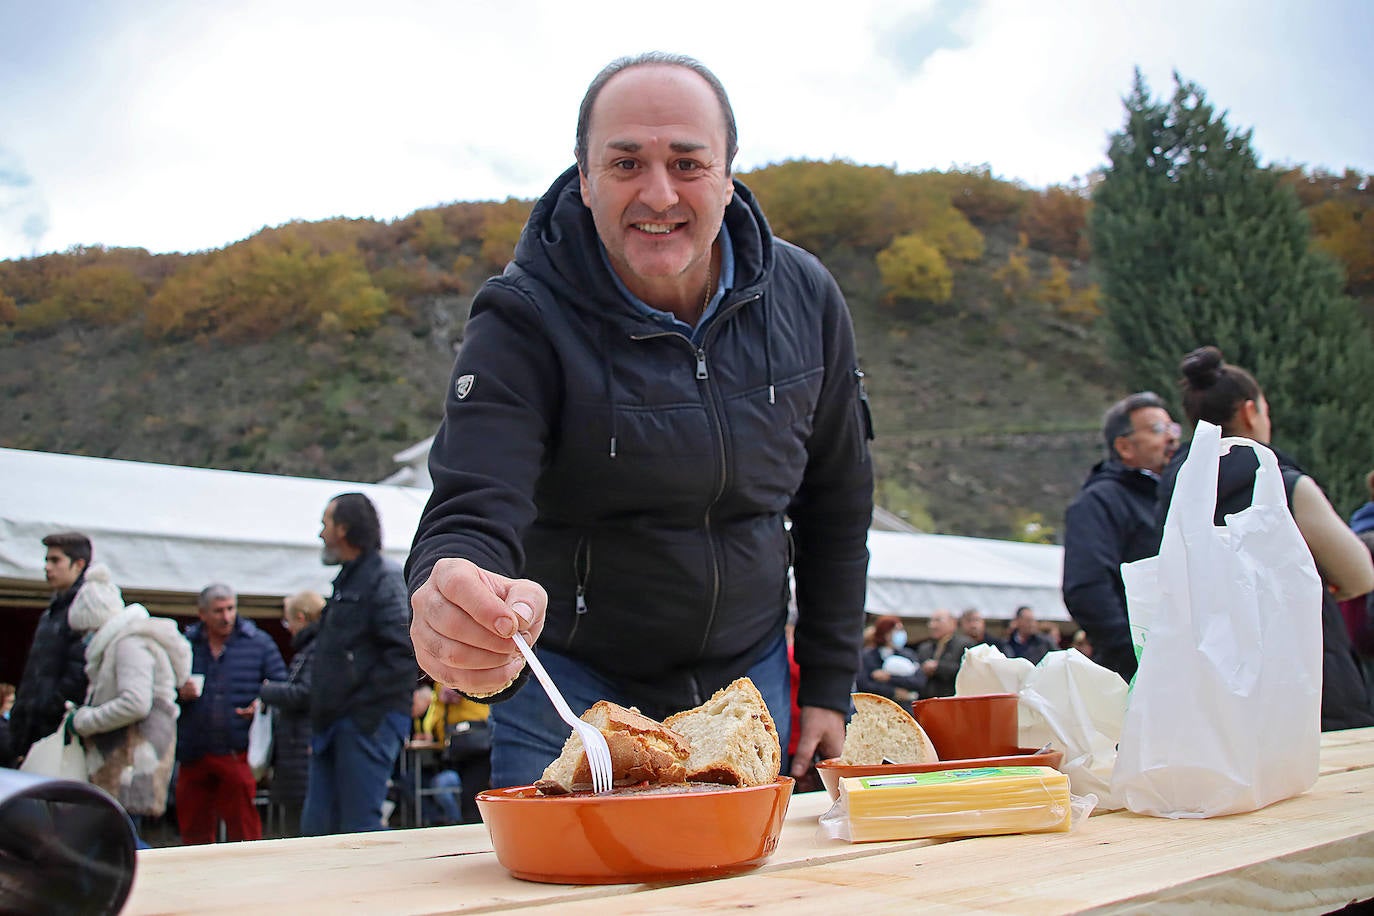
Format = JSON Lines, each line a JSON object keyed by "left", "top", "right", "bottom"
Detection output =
{"left": 568, "top": 536, "right": 590, "bottom": 644}
{"left": 628, "top": 293, "right": 761, "bottom": 658}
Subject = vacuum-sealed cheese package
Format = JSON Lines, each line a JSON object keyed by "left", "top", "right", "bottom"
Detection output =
{"left": 819, "top": 765, "right": 1082, "bottom": 843}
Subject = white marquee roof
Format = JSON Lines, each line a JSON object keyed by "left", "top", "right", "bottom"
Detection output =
{"left": 0, "top": 447, "right": 428, "bottom": 605}
{"left": 1, "top": 448, "right": 1067, "bottom": 621}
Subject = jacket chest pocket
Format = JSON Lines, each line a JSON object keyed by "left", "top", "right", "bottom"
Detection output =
{"left": 724, "top": 367, "right": 823, "bottom": 505}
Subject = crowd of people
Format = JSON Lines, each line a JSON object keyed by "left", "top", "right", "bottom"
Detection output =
{"left": 855, "top": 605, "right": 1081, "bottom": 708}
{"left": 3, "top": 493, "right": 492, "bottom": 848}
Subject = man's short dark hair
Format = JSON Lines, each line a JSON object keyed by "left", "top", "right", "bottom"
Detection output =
{"left": 41, "top": 532, "right": 92, "bottom": 567}
{"left": 1101, "top": 391, "right": 1167, "bottom": 458}
{"left": 575, "top": 51, "right": 738, "bottom": 175}
{"left": 330, "top": 493, "right": 383, "bottom": 554}
{"left": 1014, "top": 605, "right": 1033, "bottom": 619}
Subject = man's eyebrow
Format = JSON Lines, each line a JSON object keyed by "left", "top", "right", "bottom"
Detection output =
{"left": 604, "top": 139, "right": 708, "bottom": 155}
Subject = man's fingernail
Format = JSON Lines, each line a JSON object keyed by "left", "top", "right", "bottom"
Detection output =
{"left": 512, "top": 602, "right": 533, "bottom": 624}
{"left": 494, "top": 617, "right": 515, "bottom": 638}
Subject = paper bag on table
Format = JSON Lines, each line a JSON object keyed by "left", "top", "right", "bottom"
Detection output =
{"left": 1112, "top": 422, "right": 1322, "bottom": 818}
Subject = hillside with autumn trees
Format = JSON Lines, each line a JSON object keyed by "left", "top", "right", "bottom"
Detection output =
{"left": 1, "top": 160, "right": 1371, "bottom": 539}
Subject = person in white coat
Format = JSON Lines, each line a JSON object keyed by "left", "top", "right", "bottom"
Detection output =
{"left": 67, "top": 564, "right": 193, "bottom": 831}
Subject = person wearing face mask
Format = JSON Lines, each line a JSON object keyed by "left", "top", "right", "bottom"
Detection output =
{"left": 855, "top": 615, "right": 925, "bottom": 708}
{"left": 1155, "top": 345, "right": 1374, "bottom": 731}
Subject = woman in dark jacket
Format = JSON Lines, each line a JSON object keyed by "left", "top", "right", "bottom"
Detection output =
{"left": 1158, "top": 346, "right": 1374, "bottom": 731}
{"left": 258, "top": 591, "right": 325, "bottom": 837}
{"left": 855, "top": 616, "right": 926, "bottom": 708}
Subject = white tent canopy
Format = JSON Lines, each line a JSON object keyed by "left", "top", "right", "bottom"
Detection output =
{"left": 0, "top": 447, "right": 428, "bottom": 609}
{"left": 1, "top": 448, "right": 1067, "bottom": 622}
{"left": 866, "top": 529, "right": 1068, "bottom": 622}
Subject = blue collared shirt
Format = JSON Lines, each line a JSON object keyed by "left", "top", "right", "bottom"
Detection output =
{"left": 599, "top": 224, "right": 736, "bottom": 345}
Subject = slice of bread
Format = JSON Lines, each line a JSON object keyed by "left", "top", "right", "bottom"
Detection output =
{"left": 837, "top": 692, "right": 939, "bottom": 765}
{"left": 534, "top": 700, "right": 691, "bottom": 795}
{"left": 664, "top": 677, "right": 781, "bottom": 787}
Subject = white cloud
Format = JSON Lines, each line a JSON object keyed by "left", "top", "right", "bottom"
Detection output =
{"left": 0, "top": 0, "right": 1369, "bottom": 260}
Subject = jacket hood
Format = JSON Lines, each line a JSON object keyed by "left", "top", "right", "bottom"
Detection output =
{"left": 86, "top": 604, "right": 194, "bottom": 685}
{"left": 1081, "top": 458, "right": 1158, "bottom": 496}
{"left": 291, "top": 619, "right": 321, "bottom": 651}
{"left": 511, "top": 165, "right": 775, "bottom": 325}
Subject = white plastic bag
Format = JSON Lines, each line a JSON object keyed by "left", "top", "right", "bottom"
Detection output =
{"left": 20, "top": 717, "right": 87, "bottom": 781}
{"left": 955, "top": 643, "right": 1129, "bottom": 810}
{"left": 1113, "top": 421, "right": 1323, "bottom": 818}
{"left": 247, "top": 703, "right": 274, "bottom": 781}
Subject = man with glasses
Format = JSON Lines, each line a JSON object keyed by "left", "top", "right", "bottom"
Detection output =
{"left": 1061, "top": 392, "right": 1181, "bottom": 681}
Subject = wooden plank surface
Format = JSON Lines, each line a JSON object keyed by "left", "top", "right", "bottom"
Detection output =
{"left": 123, "top": 728, "right": 1374, "bottom": 915}
{"left": 544, "top": 766, "right": 1374, "bottom": 915}
{"left": 122, "top": 788, "right": 927, "bottom": 915}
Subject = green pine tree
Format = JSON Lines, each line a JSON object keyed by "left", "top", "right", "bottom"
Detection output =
{"left": 1091, "top": 70, "right": 1374, "bottom": 512}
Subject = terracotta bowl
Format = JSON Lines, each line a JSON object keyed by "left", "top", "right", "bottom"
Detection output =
{"left": 477, "top": 776, "right": 794, "bottom": 884}
{"left": 815, "top": 746, "right": 1065, "bottom": 800}
{"left": 911, "top": 692, "right": 1020, "bottom": 760}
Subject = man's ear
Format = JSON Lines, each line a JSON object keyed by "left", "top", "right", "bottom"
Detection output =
{"left": 1112, "top": 434, "right": 1135, "bottom": 465}
{"left": 74, "top": 558, "right": 88, "bottom": 577}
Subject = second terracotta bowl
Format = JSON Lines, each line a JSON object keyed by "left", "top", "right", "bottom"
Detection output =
{"left": 911, "top": 692, "right": 1020, "bottom": 760}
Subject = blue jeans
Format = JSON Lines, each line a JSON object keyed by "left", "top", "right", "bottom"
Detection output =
{"left": 490, "top": 633, "right": 791, "bottom": 789}
{"left": 424, "top": 769, "right": 463, "bottom": 825}
{"left": 301, "top": 712, "right": 407, "bottom": 836}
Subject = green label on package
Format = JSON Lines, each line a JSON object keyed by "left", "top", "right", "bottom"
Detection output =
{"left": 859, "top": 766, "right": 1046, "bottom": 789}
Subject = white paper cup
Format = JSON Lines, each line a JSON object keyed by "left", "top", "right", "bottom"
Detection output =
{"left": 187, "top": 674, "right": 205, "bottom": 697}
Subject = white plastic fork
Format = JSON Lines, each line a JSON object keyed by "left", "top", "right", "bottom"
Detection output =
{"left": 510, "top": 631, "right": 614, "bottom": 794}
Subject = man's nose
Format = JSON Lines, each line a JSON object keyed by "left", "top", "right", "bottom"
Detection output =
{"left": 637, "top": 163, "right": 679, "bottom": 213}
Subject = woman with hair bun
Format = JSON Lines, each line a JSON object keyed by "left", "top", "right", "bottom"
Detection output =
{"left": 1157, "top": 345, "right": 1374, "bottom": 730}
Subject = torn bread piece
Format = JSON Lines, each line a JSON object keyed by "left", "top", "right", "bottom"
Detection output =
{"left": 534, "top": 700, "right": 690, "bottom": 795}
{"left": 664, "top": 677, "right": 781, "bottom": 787}
{"left": 837, "top": 692, "right": 939, "bottom": 765}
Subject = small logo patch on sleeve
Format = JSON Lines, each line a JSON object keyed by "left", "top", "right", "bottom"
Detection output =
{"left": 455, "top": 374, "right": 475, "bottom": 400}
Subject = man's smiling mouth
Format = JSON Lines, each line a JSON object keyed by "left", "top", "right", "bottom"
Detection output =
{"left": 633, "top": 222, "right": 678, "bottom": 234}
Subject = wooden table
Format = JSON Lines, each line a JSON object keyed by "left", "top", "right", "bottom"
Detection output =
{"left": 125, "top": 728, "right": 1374, "bottom": 914}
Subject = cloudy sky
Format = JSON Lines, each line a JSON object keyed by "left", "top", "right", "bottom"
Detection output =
{"left": 1, "top": 0, "right": 1370, "bottom": 261}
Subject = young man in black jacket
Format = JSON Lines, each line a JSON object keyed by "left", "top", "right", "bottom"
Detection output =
{"left": 10, "top": 532, "right": 91, "bottom": 762}
{"left": 1061, "top": 392, "right": 1180, "bottom": 681}
{"left": 406, "top": 52, "right": 874, "bottom": 789}
{"left": 303, "top": 493, "right": 415, "bottom": 834}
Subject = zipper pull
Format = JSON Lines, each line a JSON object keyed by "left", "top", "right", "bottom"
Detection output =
{"left": 695, "top": 348, "right": 708, "bottom": 380}
{"left": 575, "top": 588, "right": 588, "bottom": 615}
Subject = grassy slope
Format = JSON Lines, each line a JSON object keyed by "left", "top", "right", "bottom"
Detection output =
{"left": 0, "top": 228, "right": 1121, "bottom": 542}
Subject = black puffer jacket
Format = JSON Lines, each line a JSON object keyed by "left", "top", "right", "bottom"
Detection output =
{"left": 311, "top": 552, "right": 415, "bottom": 735}
{"left": 259, "top": 621, "right": 320, "bottom": 806}
{"left": 407, "top": 166, "right": 874, "bottom": 715}
{"left": 10, "top": 584, "right": 88, "bottom": 757}
{"left": 1061, "top": 460, "right": 1162, "bottom": 681}
{"left": 1158, "top": 441, "right": 1374, "bottom": 732}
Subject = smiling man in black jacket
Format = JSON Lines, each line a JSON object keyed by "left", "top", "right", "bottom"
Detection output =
{"left": 303, "top": 493, "right": 415, "bottom": 835}
{"left": 406, "top": 52, "right": 874, "bottom": 789}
